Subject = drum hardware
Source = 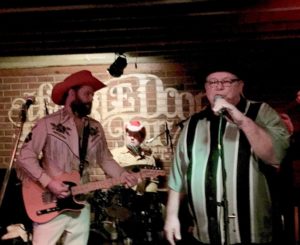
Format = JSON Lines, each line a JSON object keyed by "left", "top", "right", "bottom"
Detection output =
{"left": 105, "top": 205, "right": 131, "bottom": 221}
{"left": 101, "top": 219, "right": 131, "bottom": 243}
{"left": 102, "top": 220, "right": 118, "bottom": 241}
{"left": 89, "top": 226, "right": 111, "bottom": 242}
{"left": 90, "top": 173, "right": 166, "bottom": 244}
{"left": 123, "top": 237, "right": 133, "bottom": 245}
{"left": 90, "top": 186, "right": 136, "bottom": 242}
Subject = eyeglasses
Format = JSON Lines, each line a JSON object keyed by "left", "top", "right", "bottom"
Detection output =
{"left": 206, "top": 78, "right": 240, "bottom": 88}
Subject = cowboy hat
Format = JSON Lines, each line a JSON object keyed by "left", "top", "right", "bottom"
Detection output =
{"left": 125, "top": 120, "right": 146, "bottom": 139}
{"left": 51, "top": 70, "right": 106, "bottom": 105}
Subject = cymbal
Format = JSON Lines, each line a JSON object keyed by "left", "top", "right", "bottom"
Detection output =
{"left": 105, "top": 205, "right": 131, "bottom": 221}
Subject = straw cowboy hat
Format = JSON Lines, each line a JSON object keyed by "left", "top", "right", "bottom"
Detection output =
{"left": 51, "top": 70, "right": 106, "bottom": 105}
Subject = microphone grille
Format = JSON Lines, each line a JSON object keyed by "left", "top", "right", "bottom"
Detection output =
{"left": 214, "top": 95, "right": 223, "bottom": 102}
{"left": 26, "top": 96, "right": 36, "bottom": 102}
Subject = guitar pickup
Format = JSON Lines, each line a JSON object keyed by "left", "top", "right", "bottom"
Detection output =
{"left": 37, "top": 206, "right": 61, "bottom": 215}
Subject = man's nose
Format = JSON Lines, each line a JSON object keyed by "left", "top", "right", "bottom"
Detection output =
{"left": 215, "top": 81, "right": 225, "bottom": 89}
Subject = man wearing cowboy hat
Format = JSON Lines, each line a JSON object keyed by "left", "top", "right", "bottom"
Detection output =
{"left": 16, "top": 70, "right": 138, "bottom": 245}
{"left": 111, "top": 120, "right": 158, "bottom": 193}
{"left": 109, "top": 120, "right": 164, "bottom": 244}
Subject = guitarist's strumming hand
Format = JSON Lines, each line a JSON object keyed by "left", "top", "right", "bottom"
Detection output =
{"left": 120, "top": 171, "right": 139, "bottom": 188}
{"left": 47, "top": 179, "right": 70, "bottom": 199}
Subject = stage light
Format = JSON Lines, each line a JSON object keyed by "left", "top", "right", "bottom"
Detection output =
{"left": 107, "top": 54, "right": 127, "bottom": 77}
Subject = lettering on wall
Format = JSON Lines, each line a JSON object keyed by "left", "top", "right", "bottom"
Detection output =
{"left": 9, "top": 74, "right": 206, "bottom": 161}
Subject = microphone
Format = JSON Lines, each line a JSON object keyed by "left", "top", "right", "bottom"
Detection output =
{"left": 20, "top": 96, "right": 35, "bottom": 122}
{"left": 23, "top": 96, "right": 35, "bottom": 110}
{"left": 126, "top": 143, "right": 141, "bottom": 156}
{"left": 214, "top": 95, "right": 225, "bottom": 114}
{"left": 145, "top": 137, "right": 155, "bottom": 144}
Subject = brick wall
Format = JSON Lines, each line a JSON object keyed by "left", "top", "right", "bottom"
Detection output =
{"left": 0, "top": 62, "right": 205, "bottom": 185}
{"left": 0, "top": 61, "right": 299, "bottom": 185}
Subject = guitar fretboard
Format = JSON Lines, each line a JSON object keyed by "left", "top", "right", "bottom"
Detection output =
{"left": 71, "top": 172, "right": 139, "bottom": 195}
{"left": 70, "top": 169, "right": 166, "bottom": 196}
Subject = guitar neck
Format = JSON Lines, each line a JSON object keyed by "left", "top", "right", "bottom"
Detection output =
{"left": 71, "top": 172, "right": 140, "bottom": 195}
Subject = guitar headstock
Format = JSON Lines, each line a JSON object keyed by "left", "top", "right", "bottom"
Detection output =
{"left": 140, "top": 167, "right": 166, "bottom": 178}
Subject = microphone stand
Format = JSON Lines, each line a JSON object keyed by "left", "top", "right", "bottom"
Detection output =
{"left": 165, "top": 123, "right": 173, "bottom": 154}
{"left": 145, "top": 123, "right": 174, "bottom": 153}
{"left": 217, "top": 113, "right": 230, "bottom": 245}
{"left": 0, "top": 103, "right": 27, "bottom": 208}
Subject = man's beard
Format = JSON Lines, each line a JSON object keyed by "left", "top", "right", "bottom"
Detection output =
{"left": 71, "top": 99, "right": 92, "bottom": 118}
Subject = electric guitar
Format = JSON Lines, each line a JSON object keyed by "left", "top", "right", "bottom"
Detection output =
{"left": 22, "top": 168, "right": 166, "bottom": 223}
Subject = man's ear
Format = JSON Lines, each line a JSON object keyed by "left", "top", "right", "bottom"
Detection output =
{"left": 64, "top": 88, "right": 77, "bottom": 105}
{"left": 68, "top": 88, "right": 76, "bottom": 99}
{"left": 239, "top": 80, "right": 244, "bottom": 93}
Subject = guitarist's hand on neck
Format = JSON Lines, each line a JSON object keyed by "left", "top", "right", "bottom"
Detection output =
{"left": 47, "top": 179, "right": 70, "bottom": 199}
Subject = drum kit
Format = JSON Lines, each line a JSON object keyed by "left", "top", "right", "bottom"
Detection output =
{"left": 89, "top": 165, "right": 166, "bottom": 245}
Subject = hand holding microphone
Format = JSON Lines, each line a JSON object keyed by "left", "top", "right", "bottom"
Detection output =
{"left": 213, "top": 95, "right": 246, "bottom": 126}
{"left": 213, "top": 95, "right": 226, "bottom": 116}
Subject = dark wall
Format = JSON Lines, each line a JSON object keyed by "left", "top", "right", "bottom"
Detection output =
{"left": 0, "top": 169, "right": 31, "bottom": 237}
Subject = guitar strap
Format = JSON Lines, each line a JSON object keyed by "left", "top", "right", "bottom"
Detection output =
{"left": 79, "top": 119, "right": 90, "bottom": 177}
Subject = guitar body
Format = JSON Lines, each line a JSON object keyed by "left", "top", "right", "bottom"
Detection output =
{"left": 22, "top": 171, "right": 84, "bottom": 223}
{"left": 22, "top": 168, "right": 166, "bottom": 224}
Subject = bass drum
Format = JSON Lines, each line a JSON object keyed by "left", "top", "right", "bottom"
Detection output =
{"left": 120, "top": 192, "right": 165, "bottom": 244}
{"left": 90, "top": 187, "right": 165, "bottom": 244}
{"left": 89, "top": 186, "right": 136, "bottom": 242}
